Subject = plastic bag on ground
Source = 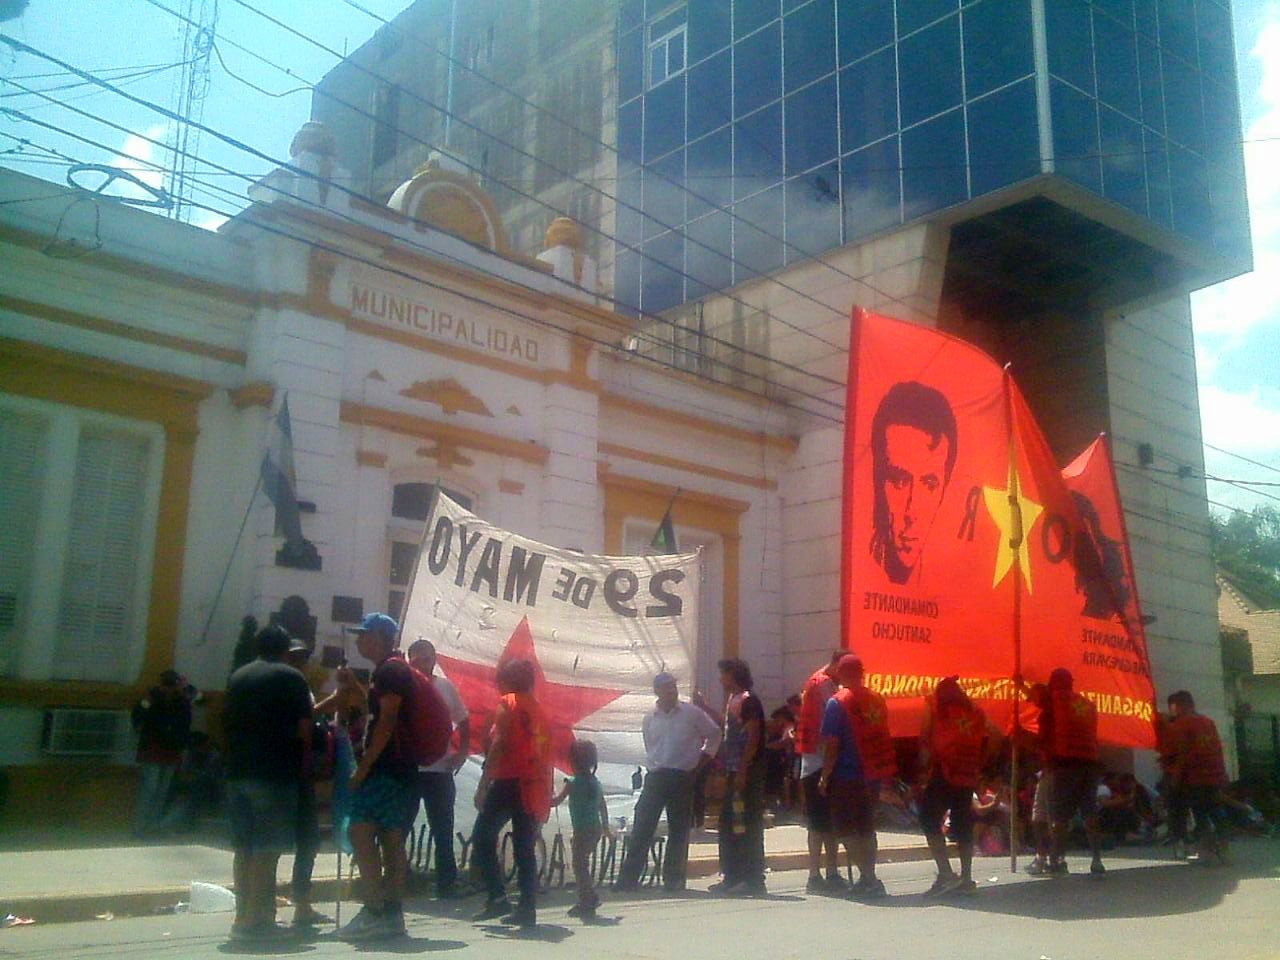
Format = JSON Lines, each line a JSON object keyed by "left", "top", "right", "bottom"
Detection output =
{"left": 189, "top": 881, "right": 236, "bottom": 914}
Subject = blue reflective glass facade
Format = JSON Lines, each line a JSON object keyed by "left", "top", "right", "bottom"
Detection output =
{"left": 616, "top": 0, "right": 1248, "bottom": 315}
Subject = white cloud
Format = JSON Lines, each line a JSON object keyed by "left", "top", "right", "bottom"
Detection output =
{"left": 101, "top": 123, "right": 170, "bottom": 203}
{"left": 1199, "top": 384, "right": 1280, "bottom": 454}
{"left": 1198, "top": 384, "right": 1280, "bottom": 513}
{"left": 193, "top": 210, "right": 229, "bottom": 232}
{"left": 1191, "top": 14, "right": 1280, "bottom": 342}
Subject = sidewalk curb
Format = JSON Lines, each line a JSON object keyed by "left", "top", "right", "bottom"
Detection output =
{"left": 4, "top": 844, "right": 938, "bottom": 926}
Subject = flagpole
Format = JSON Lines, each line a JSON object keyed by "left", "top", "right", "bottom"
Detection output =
{"left": 395, "top": 481, "right": 443, "bottom": 647}
{"left": 1002, "top": 366, "right": 1024, "bottom": 874}
{"left": 196, "top": 471, "right": 262, "bottom": 647}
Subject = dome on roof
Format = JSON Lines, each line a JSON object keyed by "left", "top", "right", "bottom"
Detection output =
{"left": 387, "top": 152, "right": 510, "bottom": 254}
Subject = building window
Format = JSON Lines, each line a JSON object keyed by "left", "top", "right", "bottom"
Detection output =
{"left": 0, "top": 411, "right": 45, "bottom": 677}
{"left": 372, "top": 83, "right": 401, "bottom": 169}
{"left": 648, "top": 7, "right": 688, "bottom": 89}
{"left": 0, "top": 399, "right": 161, "bottom": 683}
{"left": 386, "top": 483, "right": 473, "bottom": 620}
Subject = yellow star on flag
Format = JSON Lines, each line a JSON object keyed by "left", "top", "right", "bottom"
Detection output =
{"left": 983, "top": 459, "right": 1043, "bottom": 593}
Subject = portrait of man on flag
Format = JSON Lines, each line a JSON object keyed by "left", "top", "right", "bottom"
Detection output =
{"left": 868, "top": 381, "right": 959, "bottom": 586}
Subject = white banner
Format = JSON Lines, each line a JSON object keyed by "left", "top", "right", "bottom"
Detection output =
{"left": 401, "top": 492, "right": 700, "bottom": 771}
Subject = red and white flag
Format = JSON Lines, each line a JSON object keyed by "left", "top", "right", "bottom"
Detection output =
{"left": 401, "top": 492, "right": 701, "bottom": 771}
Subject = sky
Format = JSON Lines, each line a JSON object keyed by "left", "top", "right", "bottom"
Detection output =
{"left": 1, "top": 0, "right": 1278, "bottom": 521}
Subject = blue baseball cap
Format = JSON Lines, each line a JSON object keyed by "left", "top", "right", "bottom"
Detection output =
{"left": 349, "top": 612, "right": 399, "bottom": 638}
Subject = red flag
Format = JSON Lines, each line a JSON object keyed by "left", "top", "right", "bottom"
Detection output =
{"left": 1049, "top": 436, "right": 1157, "bottom": 747}
{"left": 842, "top": 309, "right": 1156, "bottom": 747}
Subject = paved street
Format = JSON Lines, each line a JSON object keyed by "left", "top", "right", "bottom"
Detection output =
{"left": 3, "top": 839, "right": 1276, "bottom": 960}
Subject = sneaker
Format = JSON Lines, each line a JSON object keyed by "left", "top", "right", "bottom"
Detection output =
{"left": 472, "top": 897, "right": 513, "bottom": 922}
{"left": 612, "top": 878, "right": 639, "bottom": 893}
{"left": 736, "top": 881, "right": 768, "bottom": 898}
{"left": 566, "top": 903, "right": 584, "bottom": 918}
{"left": 924, "top": 875, "right": 960, "bottom": 897}
{"left": 335, "top": 907, "right": 385, "bottom": 942}
{"left": 948, "top": 879, "right": 978, "bottom": 896}
{"left": 825, "top": 873, "right": 849, "bottom": 894}
{"left": 805, "top": 875, "right": 826, "bottom": 895}
{"left": 500, "top": 906, "right": 536, "bottom": 929}
{"left": 1090, "top": 858, "right": 1106, "bottom": 877}
{"left": 850, "top": 878, "right": 887, "bottom": 900}
{"left": 1172, "top": 841, "right": 1188, "bottom": 861}
{"left": 1048, "top": 861, "right": 1069, "bottom": 877}
{"left": 1025, "top": 858, "right": 1048, "bottom": 877}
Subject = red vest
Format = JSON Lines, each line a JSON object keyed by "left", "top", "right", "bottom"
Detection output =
{"left": 1049, "top": 689, "right": 1099, "bottom": 762}
{"left": 1176, "top": 714, "right": 1227, "bottom": 787}
{"left": 491, "top": 693, "right": 552, "bottom": 822}
{"left": 837, "top": 685, "right": 897, "bottom": 781}
{"left": 930, "top": 699, "right": 986, "bottom": 789}
{"left": 796, "top": 667, "right": 835, "bottom": 755}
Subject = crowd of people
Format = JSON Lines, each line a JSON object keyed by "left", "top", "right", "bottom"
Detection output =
{"left": 133, "top": 618, "right": 1262, "bottom": 943}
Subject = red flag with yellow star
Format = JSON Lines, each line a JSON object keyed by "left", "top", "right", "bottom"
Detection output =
{"left": 842, "top": 309, "right": 1156, "bottom": 747}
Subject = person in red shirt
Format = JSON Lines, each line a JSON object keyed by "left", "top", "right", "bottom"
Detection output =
{"left": 471, "top": 657, "right": 552, "bottom": 928}
{"left": 796, "top": 650, "right": 844, "bottom": 894}
{"left": 821, "top": 655, "right": 896, "bottom": 900}
{"left": 917, "top": 676, "right": 999, "bottom": 895}
{"left": 1041, "top": 668, "right": 1105, "bottom": 877}
{"left": 1166, "top": 690, "right": 1229, "bottom": 864}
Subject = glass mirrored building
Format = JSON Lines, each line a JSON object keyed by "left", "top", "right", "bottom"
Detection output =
{"left": 314, "top": 0, "right": 1254, "bottom": 774}
{"left": 614, "top": 0, "right": 1250, "bottom": 315}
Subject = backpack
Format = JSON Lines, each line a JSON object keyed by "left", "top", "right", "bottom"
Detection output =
{"left": 386, "top": 653, "right": 452, "bottom": 767}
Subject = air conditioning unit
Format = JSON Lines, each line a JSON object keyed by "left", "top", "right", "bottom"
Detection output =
{"left": 41, "top": 708, "right": 129, "bottom": 757}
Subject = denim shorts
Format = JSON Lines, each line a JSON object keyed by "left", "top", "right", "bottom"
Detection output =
{"left": 349, "top": 774, "right": 418, "bottom": 832}
{"left": 226, "top": 779, "right": 298, "bottom": 855}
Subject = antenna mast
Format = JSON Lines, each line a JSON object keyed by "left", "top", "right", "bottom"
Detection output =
{"left": 165, "top": 0, "right": 218, "bottom": 222}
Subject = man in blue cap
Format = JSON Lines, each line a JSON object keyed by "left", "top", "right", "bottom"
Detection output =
{"left": 333, "top": 613, "right": 418, "bottom": 941}
{"left": 615, "top": 671, "right": 721, "bottom": 892}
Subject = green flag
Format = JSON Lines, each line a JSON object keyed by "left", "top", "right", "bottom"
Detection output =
{"left": 650, "top": 491, "right": 679, "bottom": 554}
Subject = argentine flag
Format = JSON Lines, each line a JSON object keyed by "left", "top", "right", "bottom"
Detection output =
{"left": 260, "top": 394, "right": 303, "bottom": 544}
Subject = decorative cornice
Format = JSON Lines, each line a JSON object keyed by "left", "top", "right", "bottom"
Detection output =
{"left": 340, "top": 401, "right": 549, "bottom": 465}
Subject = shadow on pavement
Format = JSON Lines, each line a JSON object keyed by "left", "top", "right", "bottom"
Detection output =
{"left": 580, "top": 913, "right": 623, "bottom": 926}
{"left": 352, "top": 936, "right": 467, "bottom": 953}
{"left": 216, "top": 941, "right": 315, "bottom": 955}
{"left": 942, "top": 846, "right": 1278, "bottom": 921}
{"left": 479, "top": 922, "right": 573, "bottom": 943}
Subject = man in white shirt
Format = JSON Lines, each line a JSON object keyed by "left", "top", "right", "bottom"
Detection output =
{"left": 615, "top": 672, "right": 722, "bottom": 893}
{"left": 407, "top": 639, "right": 471, "bottom": 898}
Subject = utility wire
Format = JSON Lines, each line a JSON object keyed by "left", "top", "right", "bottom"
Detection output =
{"left": 0, "top": 41, "right": 853, "bottom": 409}
{"left": 0, "top": 103, "right": 845, "bottom": 420}
{"left": 7, "top": 39, "right": 1274, "bottom": 506}
{"left": 205, "top": 0, "right": 866, "bottom": 352}
{"left": 331, "top": 0, "right": 1259, "bottom": 336}
{"left": 1204, "top": 441, "right": 1280, "bottom": 476}
{"left": 5, "top": 112, "right": 846, "bottom": 430}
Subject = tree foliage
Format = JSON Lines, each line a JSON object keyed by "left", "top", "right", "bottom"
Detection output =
{"left": 1211, "top": 505, "right": 1280, "bottom": 610}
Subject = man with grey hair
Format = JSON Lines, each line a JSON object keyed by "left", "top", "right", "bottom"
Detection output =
{"left": 615, "top": 672, "right": 722, "bottom": 892}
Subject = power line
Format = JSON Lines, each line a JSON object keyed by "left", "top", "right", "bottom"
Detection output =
{"left": 0, "top": 43, "right": 854, "bottom": 411}
{"left": 208, "top": 0, "right": 869, "bottom": 353}
{"left": 6, "top": 38, "right": 1273, "bottom": 509}
{"left": 4, "top": 113, "right": 847, "bottom": 430}
{"left": 330, "top": 0, "right": 1262, "bottom": 330}
{"left": 1204, "top": 441, "right": 1280, "bottom": 477}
